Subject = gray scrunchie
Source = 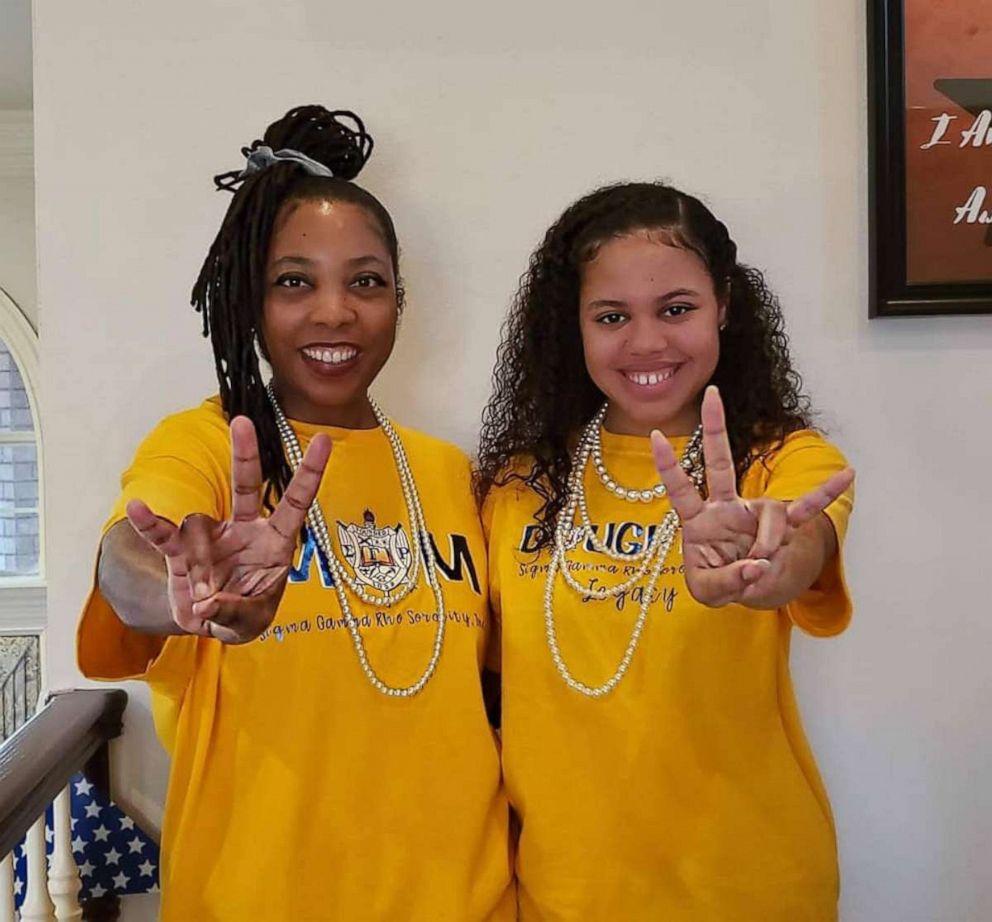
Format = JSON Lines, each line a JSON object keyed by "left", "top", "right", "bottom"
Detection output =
{"left": 240, "top": 146, "right": 335, "bottom": 179}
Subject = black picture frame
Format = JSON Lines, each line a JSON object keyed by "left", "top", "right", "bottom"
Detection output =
{"left": 867, "top": 0, "right": 992, "bottom": 317}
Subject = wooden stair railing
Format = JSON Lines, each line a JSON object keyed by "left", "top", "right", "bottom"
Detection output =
{"left": 0, "top": 689, "right": 128, "bottom": 921}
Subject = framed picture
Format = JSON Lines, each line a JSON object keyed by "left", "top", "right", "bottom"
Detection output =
{"left": 868, "top": 0, "right": 992, "bottom": 317}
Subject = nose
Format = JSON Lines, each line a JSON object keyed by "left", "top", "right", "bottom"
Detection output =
{"left": 626, "top": 315, "right": 669, "bottom": 355}
{"left": 310, "top": 285, "right": 358, "bottom": 327}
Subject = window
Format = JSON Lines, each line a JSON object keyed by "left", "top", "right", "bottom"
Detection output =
{"left": 0, "top": 288, "right": 43, "bottom": 737}
{"left": 0, "top": 336, "right": 40, "bottom": 577}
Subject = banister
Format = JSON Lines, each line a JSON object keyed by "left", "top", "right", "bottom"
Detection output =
{"left": 0, "top": 688, "right": 127, "bottom": 858}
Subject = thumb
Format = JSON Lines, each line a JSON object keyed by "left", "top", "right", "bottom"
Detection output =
{"left": 689, "top": 557, "right": 772, "bottom": 607}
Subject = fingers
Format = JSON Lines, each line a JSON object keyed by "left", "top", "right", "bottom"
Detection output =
{"left": 688, "top": 557, "right": 772, "bottom": 608}
{"left": 229, "top": 563, "right": 290, "bottom": 598}
{"left": 191, "top": 593, "right": 277, "bottom": 645}
{"left": 125, "top": 500, "right": 182, "bottom": 556}
{"left": 189, "top": 611, "right": 243, "bottom": 645}
{"left": 125, "top": 504, "right": 207, "bottom": 632}
{"left": 692, "top": 536, "right": 755, "bottom": 569}
{"left": 786, "top": 468, "right": 855, "bottom": 529}
{"left": 177, "top": 558, "right": 285, "bottom": 643}
{"left": 650, "top": 430, "right": 705, "bottom": 522}
{"left": 193, "top": 592, "right": 263, "bottom": 627}
{"left": 230, "top": 416, "right": 263, "bottom": 522}
{"left": 737, "top": 554, "right": 787, "bottom": 608}
{"left": 180, "top": 514, "right": 220, "bottom": 603}
{"left": 164, "top": 554, "right": 200, "bottom": 632}
{"left": 747, "top": 500, "right": 789, "bottom": 560}
{"left": 268, "top": 433, "right": 332, "bottom": 539}
{"left": 700, "top": 385, "right": 738, "bottom": 502}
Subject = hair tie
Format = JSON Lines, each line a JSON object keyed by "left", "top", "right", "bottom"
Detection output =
{"left": 214, "top": 145, "right": 337, "bottom": 192}
{"left": 241, "top": 145, "right": 336, "bottom": 179}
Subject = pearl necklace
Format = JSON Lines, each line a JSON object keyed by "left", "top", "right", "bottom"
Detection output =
{"left": 573, "top": 407, "right": 703, "bottom": 566}
{"left": 588, "top": 403, "right": 704, "bottom": 503}
{"left": 267, "top": 385, "right": 445, "bottom": 697}
{"left": 545, "top": 408, "right": 704, "bottom": 697}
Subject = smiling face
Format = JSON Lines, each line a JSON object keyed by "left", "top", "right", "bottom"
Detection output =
{"left": 261, "top": 198, "right": 399, "bottom": 427}
{"left": 578, "top": 230, "right": 726, "bottom": 436}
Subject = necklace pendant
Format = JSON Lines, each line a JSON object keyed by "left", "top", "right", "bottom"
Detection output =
{"left": 265, "top": 383, "right": 448, "bottom": 697}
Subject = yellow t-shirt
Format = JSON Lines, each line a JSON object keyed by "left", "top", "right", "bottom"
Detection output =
{"left": 78, "top": 398, "right": 515, "bottom": 922}
{"left": 484, "top": 428, "right": 854, "bottom": 922}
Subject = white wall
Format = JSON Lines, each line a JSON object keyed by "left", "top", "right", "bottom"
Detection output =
{"left": 0, "top": 109, "right": 36, "bottom": 329}
{"left": 32, "top": 1, "right": 992, "bottom": 920}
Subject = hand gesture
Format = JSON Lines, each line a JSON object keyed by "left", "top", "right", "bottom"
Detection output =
{"left": 650, "top": 386, "right": 853, "bottom": 608}
{"left": 125, "top": 416, "right": 331, "bottom": 643}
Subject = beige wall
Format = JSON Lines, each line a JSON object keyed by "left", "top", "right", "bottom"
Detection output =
{"left": 32, "top": 1, "right": 992, "bottom": 919}
{"left": 0, "top": 109, "right": 36, "bottom": 329}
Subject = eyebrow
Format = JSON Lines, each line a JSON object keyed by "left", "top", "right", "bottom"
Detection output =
{"left": 346, "top": 254, "right": 389, "bottom": 268}
{"left": 270, "top": 254, "right": 389, "bottom": 269}
{"left": 585, "top": 288, "right": 702, "bottom": 309}
{"left": 271, "top": 256, "right": 314, "bottom": 268}
{"left": 585, "top": 298, "right": 627, "bottom": 310}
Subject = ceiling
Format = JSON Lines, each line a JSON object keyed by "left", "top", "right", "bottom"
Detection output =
{"left": 0, "top": 0, "right": 32, "bottom": 109}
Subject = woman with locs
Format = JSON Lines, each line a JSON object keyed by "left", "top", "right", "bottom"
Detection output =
{"left": 78, "top": 105, "right": 514, "bottom": 921}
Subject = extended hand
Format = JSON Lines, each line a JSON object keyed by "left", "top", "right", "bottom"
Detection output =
{"left": 650, "top": 387, "right": 853, "bottom": 608}
{"left": 125, "top": 416, "right": 331, "bottom": 643}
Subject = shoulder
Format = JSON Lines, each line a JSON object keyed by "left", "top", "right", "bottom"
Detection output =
{"left": 743, "top": 428, "right": 851, "bottom": 498}
{"left": 394, "top": 425, "right": 472, "bottom": 475}
{"left": 480, "top": 453, "right": 538, "bottom": 501}
{"left": 760, "top": 428, "right": 848, "bottom": 468}
{"left": 141, "top": 397, "right": 228, "bottom": 442}
{"left": 390, "top": 426, "right": 486, "bottom": 537}
{"left": 480, "top": 455, "right": 541, "bottom": 537}
{"left": 392, "top": 426, "right": 480, "bottom": 508}
{"left": 133, "top": 397, "right": 230, "bottom": 464}
{"left": 116, "top": 398, "right": 232, "bottom": 522}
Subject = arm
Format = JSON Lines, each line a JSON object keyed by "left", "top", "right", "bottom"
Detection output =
{"left": 97, "top": 520, "right": 186, "bottom": 636}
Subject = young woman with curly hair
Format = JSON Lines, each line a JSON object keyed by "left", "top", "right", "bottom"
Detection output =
{"left": 477, "top": 181, "right": 855, "bottom": 921}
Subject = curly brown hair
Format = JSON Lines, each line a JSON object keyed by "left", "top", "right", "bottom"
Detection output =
{"left": 475, "top": 181, "right": 813, "bottom": 549}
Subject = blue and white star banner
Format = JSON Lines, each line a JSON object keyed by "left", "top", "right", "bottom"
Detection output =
{"left": 14, "top": 771, "right": 160, "bottom": 906}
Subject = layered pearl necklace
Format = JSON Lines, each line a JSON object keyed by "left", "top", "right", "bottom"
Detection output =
{"left": 545, "top": 405, "right": 704, "bottom": 697}
{"left": 267, "top": 384, "right": 445, "bottom": 697}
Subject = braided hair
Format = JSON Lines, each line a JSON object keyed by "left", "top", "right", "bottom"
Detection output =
{"left": 475, "top": 181, "right": 813, "bottom": 550}
{"left": 191, "top": 105, "right": 404, "bottom": 510}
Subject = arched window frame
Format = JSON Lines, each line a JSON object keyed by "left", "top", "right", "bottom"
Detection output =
{"left": 0, "top": 287, "right": 44, "bottom": 632}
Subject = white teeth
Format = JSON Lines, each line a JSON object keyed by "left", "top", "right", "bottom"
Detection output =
{"left": 626, "top": 368, "right": 676, "bottom": 386}
{"left": 303, "top": 346, "right": 357, "bottom": 365}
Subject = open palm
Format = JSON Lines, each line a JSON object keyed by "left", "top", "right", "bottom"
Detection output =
{"left": 125, "top": 416, "right": 331, "bottom": 644}
{"left": 650, "top": 387, "right": 854, "bottom": 608}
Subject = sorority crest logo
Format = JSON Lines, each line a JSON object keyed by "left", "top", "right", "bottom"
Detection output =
{"left": 337, "top": 510, "right": 413, "bottom": 592}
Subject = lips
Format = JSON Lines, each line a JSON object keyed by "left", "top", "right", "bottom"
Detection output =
{"left": 622, "top": 365, "right": 680, "bottom": 387}
{"left": 301, "top": 344, "right": 359, "bottom": 366}
{"left": 298, "top": 343, "right": 362, "bottom": 379}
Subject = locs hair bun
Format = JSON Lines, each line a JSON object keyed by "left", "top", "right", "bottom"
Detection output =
{"left": 213, "top": 105, "right": 374, "bottom": 192}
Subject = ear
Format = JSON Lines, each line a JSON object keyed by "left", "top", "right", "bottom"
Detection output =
{"left": 717, "top": 285, "right": 729, "bottom": 330}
